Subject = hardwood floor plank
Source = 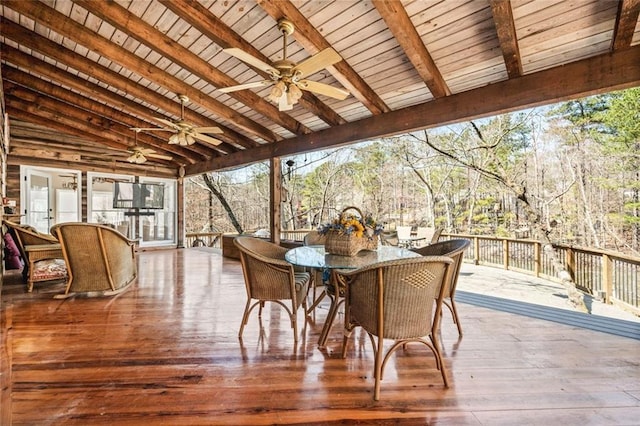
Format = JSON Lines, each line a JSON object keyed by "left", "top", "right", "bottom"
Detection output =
{"left": 2, "top": 248, "right": 639, "bottom": 425}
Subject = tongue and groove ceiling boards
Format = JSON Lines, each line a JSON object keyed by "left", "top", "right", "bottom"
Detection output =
{"left": 1, "top": 0, "right": 638, "bottom": 178}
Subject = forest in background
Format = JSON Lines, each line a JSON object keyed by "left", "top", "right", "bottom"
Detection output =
{"left": 185, "top": 88, "right": 640, "bottom": 255}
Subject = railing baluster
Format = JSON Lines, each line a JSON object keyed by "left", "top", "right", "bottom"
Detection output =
{"left": 602, "top": 254, "right": 613, "bottom": 304}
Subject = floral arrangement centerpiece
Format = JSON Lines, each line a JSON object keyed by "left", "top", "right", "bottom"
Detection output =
{"left": 319, "top": 206, "right": 383, "bottom": 256}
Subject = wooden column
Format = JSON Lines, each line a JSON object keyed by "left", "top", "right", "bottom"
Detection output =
{"left": 270, "top": 158, "right": 281, "bottom": 245}
{"left": 176, "top": 168, "right": 185, "bottom": 248}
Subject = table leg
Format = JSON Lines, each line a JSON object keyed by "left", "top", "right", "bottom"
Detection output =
{"left": 317, "top": 271, "right": 346, "bottom": 348}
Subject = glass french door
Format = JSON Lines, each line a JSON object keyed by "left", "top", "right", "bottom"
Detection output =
{"left": 26, "top": 171, "right": 52, "bottom": 233}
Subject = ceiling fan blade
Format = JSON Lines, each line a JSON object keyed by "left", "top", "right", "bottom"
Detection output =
{"left": 298, "top": 80, "right": 350, "bottom": 100}
{"left": 292, "top": 48, "right": 342, "bottom": 78}
{"left": 192, "top": 133, "right": 222, "bottom": 146}
{"left": 148, "top": 153, "right": 173, "bottom": 160}
{"left": 130, "top": 127, "right": 173, "bottom": 132}
{"left": 156, "top": 118, "right": 181, "bottom": 130}
{"left": 223, "top": 48, "right": 279, "bottom": 75}
{"left": 194, "top": 126, "right": 223, "bottom": 134}
{"left": 219, "top": 80, "right": 272, "bottom": 93}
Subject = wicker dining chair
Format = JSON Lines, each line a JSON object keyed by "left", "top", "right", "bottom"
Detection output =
{"left": 338, "top": 256, "right": 453, "bottom": 400}
{"left": 50, "top": 222, "right": 137, "bottom": 299}
{"left": 379, "top": 231, "right": 399, "bottom": 246}
{"left": 415, "top": 226, "right": 443, "bottom": 247}
{"left": 234, "top": 236, "right": 310, "bottom": 345}
{"left": 303, "top": 230, "right": 329, "bottom": 313}
{"left": 396, "top": 226, "right": 412, "bottom": 248}
{"left": 412, "top": 239, "right": 470, "bottom": 336}
{"left": 3, "top": 220, "right": 67, "bottom": 292}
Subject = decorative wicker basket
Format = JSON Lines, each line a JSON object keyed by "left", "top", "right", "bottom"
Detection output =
{"left": 324, "top": 207, "right": 378, "bottom": 256}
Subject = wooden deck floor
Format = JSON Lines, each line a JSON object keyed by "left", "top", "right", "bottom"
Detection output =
{"left": 2, "top": 248, "right": 639, "bottom": 425}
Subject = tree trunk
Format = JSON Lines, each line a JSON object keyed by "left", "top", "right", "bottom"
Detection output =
{"left": 202, "top": 173, "right": 243, "bottom": 234}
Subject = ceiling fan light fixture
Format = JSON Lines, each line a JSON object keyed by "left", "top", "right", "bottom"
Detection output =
{"left": 127, "top": 152, "right": 147, "bottom": 164}
{"left": 288, "top": 83, "right": 302, "bottom": 101}
{"left": 169, "top": 131, "right": 197, "bottom": 146}
{"left": 220, "top": 20, "right": 349, "bottom": 110}
{"left": 268, "top": 81, "right": 286, "bottom": 103}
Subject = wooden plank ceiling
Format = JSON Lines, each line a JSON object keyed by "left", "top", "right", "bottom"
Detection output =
{"left": 1, "top": 0, "right": 639, "bottom": 178}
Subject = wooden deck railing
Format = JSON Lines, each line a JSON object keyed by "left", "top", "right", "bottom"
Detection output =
{"left": 185, "top": 232, "right": 224, "bottom": 248}
{"left": 442, "top": 233, "right": 640, "bottom": 316}
{"left": 185, "top": 230, "right": 309, "bottom": 249}
{"left": 185, "top": 230, "right": 639, "bottom": 316}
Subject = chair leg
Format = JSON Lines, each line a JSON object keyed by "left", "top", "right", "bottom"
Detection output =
{"left": 435, "top": 346, "right": 449, "bottom": 388}
{"left": 373, "top": 336, "right": 384, "bottom": 400}
{"left": 238, "top": 299, "right": 252, "bottom": 339}
{"left": 291, "top": 310, "right": 299, "bottom": 344}
{"left": 449, "top": 298, "right": 463, "bottom": 336}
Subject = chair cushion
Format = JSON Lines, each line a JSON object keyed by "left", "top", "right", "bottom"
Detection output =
{"left": 294, "top": 272, "right": 311, "bottom": 292}
{"left": 32, "top": 259, "right": 67, "bottom": 281}
{"left": 4, "top": 232, "right": 23, "bottom": 270}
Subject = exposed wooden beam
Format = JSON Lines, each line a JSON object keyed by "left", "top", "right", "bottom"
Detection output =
{"left": 490, "top": 0, "right": 523, "bottom": 78}
{"left": 3, "top": 70, "right": 192, "bottom": 163}
{"left": 372, "top": 0, "right": 451, "bottom": 98}
{"left": 6, "top": 154, "right": 176, "bottom": 178}
{"left": 257, "top": 0, "right": 391, "bottom": 115}
{"left": 6, "top": 109, "right": 173, "bottom": 172}
{"left": 2, "top": 2, "right": 280, "bottom": 143}
{"left": 612, "top": 0, "right": 640, "bottom": 50}
{"left": 0, "top": 27, "right": 251, "bottom": 153}
{"left": 1, "top": 46, "right": 228, "bottom": 159}
{"left": 6, "top": 98, "right": 130, "bottom": 151}
{"left": 10, "top": 137, "right": 124, "bottom": 158}
{"left": 74, "top": 0, "right": 312, "bottom": 136}
{"left": 158, "top": 0, "right": 347, "bottom": 127}
{"left": 4, "top": 85, "right": 183, "bottom": 164}
{"left": 185, "top": 45, "right": 640, "bottom": 175}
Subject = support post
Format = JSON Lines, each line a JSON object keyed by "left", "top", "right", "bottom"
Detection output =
{"left": 270, "top": 157, "right": 281, "bottom": 245}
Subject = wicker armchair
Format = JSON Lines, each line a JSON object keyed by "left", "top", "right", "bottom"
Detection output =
{"left": 338, "top": 256, "right": 453, "bottom": 400}
{"left": 412, "top": 239, "right": 470, "bottom": 336}
{"left": 2, "top": 220, "right": 67, "bottom": 292}
{"left": 50, "top": 222, "right": 137, "bottom": 298}
{"left": 234, "top": 236, "right": 310, "bottom": 344}
{"left": 415, "top": 226, "right": 443, "bottom": 247}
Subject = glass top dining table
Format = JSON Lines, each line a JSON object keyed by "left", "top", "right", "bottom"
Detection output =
{"left": 285, "top": 245, "right": 421, "bottom": 270}
{"left": 285, "top": 245, "right": 421, "bottom": 347}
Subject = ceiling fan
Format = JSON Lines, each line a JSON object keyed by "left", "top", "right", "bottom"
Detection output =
{"left": 132, "top": 94, "right": 223, "bottom": 146}
{"left": 219, "top": 19, "right": 350, "bottom": 111}
{"left": 126, "top": 129, "right": 173, "bottom": 164}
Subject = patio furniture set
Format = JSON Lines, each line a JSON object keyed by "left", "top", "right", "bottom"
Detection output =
{"left": 234, "top": 227, "right": 469, "bottom": 400}
{"left": 2, "top": 220, "right": 137, "bottom": 298}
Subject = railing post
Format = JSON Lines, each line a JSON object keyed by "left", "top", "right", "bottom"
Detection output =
{"left": 473, "top": 236, "right": 480, "bottom": 265}
{"left": 602, "top": 253, "right": 613, "bottom": 304}
{"left": 534, "top": 242, "right": 541, "bottom": 277}
{"left": 503, "top": 239, "right": 509, "bottom": 270}
{"left": 565, "top": 247, "right": 575, "bottom": 282}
